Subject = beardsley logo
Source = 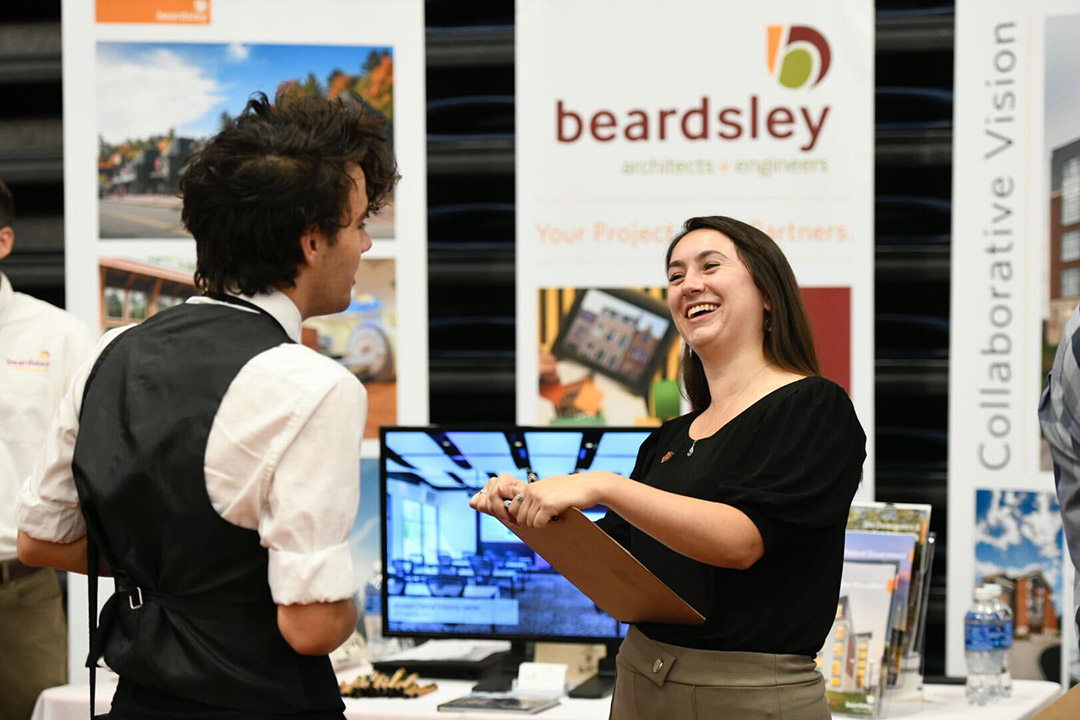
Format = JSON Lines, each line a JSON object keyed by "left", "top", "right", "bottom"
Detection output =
{"left": 5, "top": 350, "right": 51, "bottom": 371}
{"left": 767, "top": 25, "right": 831, "bottom": 89}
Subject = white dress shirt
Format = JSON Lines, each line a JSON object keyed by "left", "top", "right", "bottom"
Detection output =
{"left": 16, "top": 290, "right": 365, "bottom": 605}
{"left": 0, "top": 272, "right": 92, "bottom": 561}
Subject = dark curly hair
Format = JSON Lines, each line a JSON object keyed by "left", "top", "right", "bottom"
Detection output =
{"left": 181, "top": 91, "right": 398, "bottom": 296}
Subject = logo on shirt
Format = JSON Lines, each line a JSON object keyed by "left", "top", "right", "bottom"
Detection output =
{"left": 5, "top": 350, "right": 51, "bottom": 372}
{"left": 660, "top": 451, "right": 675, "bottom": 464}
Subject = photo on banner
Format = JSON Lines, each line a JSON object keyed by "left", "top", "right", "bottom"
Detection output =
{"left": 98, "top": 255, "right": 197, "bottom": 332}
{"left": 536, "top": 285, "right": 851, "bottom": 426}
{"left": 96, "top": 41, "right": 395, "bottom": 241}
{"left": 537, "top": 287, "right": 680, "bottom": 426}
{"left": 973, "top": 489, "right": 1064, "bottom": 680}
{"left": 1042, "top": 12, "right": 1080, "bottom": 471}
{"left": 303, "top": 258, "right": 397, "bottom": 439}
{"left": 95, "top": 253, "right": 398, "bottom": 439}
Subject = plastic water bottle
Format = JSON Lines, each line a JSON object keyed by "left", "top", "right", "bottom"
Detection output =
{"left": 363, "top": 560, "right": 384, "bottom": 656}
{"left": 965, "top": 586, "right": 1003, "bottom": 705}
{"left": 984, "top": 583, "right": 1013, "bottom": 699}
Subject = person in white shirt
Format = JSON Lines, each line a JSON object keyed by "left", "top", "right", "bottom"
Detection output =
{"left": 0, "top": 179, "right": 93, "bottom": 720}
{"left": 16, "top": 93, "right": 398, "bottom": 720}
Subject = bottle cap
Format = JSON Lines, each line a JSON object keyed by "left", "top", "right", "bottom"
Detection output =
{"left": 984, "top": 583, "right": 1001, "bottom": 596}
{"left": 974, "top": 586, "right": 993, "bottom": 601}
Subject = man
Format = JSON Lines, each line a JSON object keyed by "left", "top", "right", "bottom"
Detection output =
{"left": 1040, "top": 305, "right": 1080, "bottom": 655}
{"left": 0, "top": 179, "right": 93, "bottom": 720}
{"left": 16, "top": 93, "right": 397, "bottom": 719}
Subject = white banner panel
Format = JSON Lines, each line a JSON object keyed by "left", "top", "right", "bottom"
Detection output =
{"left": 949, "top": 0, "right": 1080, "bottom": 680}
{"left": 61, "top": 0, "right": 427, "bottom": 680}
{"left": 516, "top": 0, "right": 874, "bottom": 492}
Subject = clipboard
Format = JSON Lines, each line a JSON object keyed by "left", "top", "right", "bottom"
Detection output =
{"left": 507, "top": 508, "right": 706, "bottom": 626}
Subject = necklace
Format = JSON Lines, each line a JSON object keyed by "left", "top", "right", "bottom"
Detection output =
{"left": 687, "top": 362, "right": 772, "bottom": 457}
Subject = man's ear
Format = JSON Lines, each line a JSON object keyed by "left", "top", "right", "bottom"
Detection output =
{"left": 0, "top": 227, "right": 13, "bottom": 262}
{"left": 298, "top": 226, "right": 322, "bottom": 267}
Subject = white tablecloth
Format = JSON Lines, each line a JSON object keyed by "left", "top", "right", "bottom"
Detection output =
{"left": 30, "top": 674, "right": 1062, "bottom": 720}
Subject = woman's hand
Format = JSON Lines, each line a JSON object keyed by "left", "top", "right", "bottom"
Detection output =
{"left": 469, "top": 473, "right": 527, "bottom": 526}
{"left": 514, "top": 472, "right": 613, "bottom": 528}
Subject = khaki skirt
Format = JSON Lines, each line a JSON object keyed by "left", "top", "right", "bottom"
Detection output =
{"left": 609, "top": 626, "right": 830, "bottom": 720}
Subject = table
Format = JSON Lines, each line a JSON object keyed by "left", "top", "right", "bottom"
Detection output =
{"left": 31, "top": 675, "right": 1062, "bottom": 720}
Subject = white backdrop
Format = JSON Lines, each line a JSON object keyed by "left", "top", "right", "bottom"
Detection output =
{"left": 515, "top": 0, "right": 874, "bottom": 494}
{"left": 948, "top": 0, "right": 1080, "bottom": 681}
{"left": 60, "top": 0, "right": 427, "bottom": 681}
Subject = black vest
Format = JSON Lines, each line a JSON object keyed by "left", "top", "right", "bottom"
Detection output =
{"left": 72, "top": 301, "right": 344, "bottom": 717}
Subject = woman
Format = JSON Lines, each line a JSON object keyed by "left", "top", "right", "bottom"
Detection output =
{"left": 471, "top": 216, "right": 865, "bottom": 719}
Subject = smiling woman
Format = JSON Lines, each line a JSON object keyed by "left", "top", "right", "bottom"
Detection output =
{"left": 665, "top": 216, "right": 819, "bottom": 412}
{"left": 472, "top": 216, "right": 865, "bottom": 720}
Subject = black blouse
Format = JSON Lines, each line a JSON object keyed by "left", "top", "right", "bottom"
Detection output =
{"left": 596, "top": 376, "right": 865, "bottom": 657}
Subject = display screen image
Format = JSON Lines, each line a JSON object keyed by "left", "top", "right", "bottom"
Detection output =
{"left": 380, "top": 427, "right": 651, "bottom": 641}
{"left": 551, "top": 288, "right": 677, "bottom": 395}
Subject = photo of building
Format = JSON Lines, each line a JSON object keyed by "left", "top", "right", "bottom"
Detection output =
{"left": 98, "top": 256, "right": 197, "bottom": 332}
{"left": 982, "top": 571, "right": 1060, "bottom": 639}
{"left": 562, "top": 304, "right": 662, "bottom": 384}
{"left": 818, "top": 560, "right": 897, "bottom": 714}
{"left": 819, "top": 596, "right": 858, "bottom": 691}
{"left": 974, "top": 489, "right": 1064, "bottom": 680}
{"left": 96, "top": 41, "right": 395, "bottom": 240}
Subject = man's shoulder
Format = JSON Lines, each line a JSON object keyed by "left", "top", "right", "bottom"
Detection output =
{"left": 8, "top": 291, "right": 91, "bottom": 341}
{"left": 247, "top": 342, "right": 364, "bottom": 395}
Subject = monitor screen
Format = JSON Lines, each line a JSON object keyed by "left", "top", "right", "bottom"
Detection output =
{"left": 380, "top": 426, "right": 652, "bottom": 642}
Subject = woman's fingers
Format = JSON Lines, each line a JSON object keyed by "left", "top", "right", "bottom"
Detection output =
{"left": 470, "top": 473, "right": 563, "bottom": 528}
{"left": 479, "top": 474, "right": 524, "bottom": 525}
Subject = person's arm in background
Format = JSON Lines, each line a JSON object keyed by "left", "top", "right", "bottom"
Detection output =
{"left": 16, "top": 532, "right": 111, "bottom": 575}
{"left": 17, "top": 324, "right": 118, "bottom": 575}
{"left": 1040, "top": 308, "right": 1080, "bottom": 586}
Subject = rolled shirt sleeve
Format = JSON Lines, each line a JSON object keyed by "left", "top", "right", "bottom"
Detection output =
{"left": 263, "top": 370, "right": 365, "bottom": 605}
{"left": 206, "top": 344, "right": 365, "bottom": 606}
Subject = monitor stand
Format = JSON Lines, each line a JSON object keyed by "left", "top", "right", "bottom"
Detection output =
{"left": 568, "top": 638, "right": 621, "bottom": 699}
{"left": 471, "top": 640, "right": 530, "bottom": 693}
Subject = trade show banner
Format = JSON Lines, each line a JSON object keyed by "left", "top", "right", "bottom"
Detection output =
{"left": 61, "top": 0, "right": 427, "bottom": 679}
{"left": 948, "top": 0, "right": 1080, "bottom": 681}
{"left": 516, "top": 0, "right": 874, "bottom": 490}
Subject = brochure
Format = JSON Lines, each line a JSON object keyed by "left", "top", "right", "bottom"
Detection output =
{"left": 847, "top": 502, "right": 932, "bottom": 689}
{"left": 818, "top": 558, "right": 901, "bottom": 718}
{"left": 843, "top": 530, "right": 917, "bottom": 689}
{"left": 437, "top": 693, "right": 561, "bottom": 714}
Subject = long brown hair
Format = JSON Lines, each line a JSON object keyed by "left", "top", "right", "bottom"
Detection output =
{"left": 666, "top": 216, "right": 819, "bottom": 412}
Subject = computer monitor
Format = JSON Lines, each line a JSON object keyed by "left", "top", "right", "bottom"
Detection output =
{"left": 379, "top": 426, "right": 653, "bottom": 643}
